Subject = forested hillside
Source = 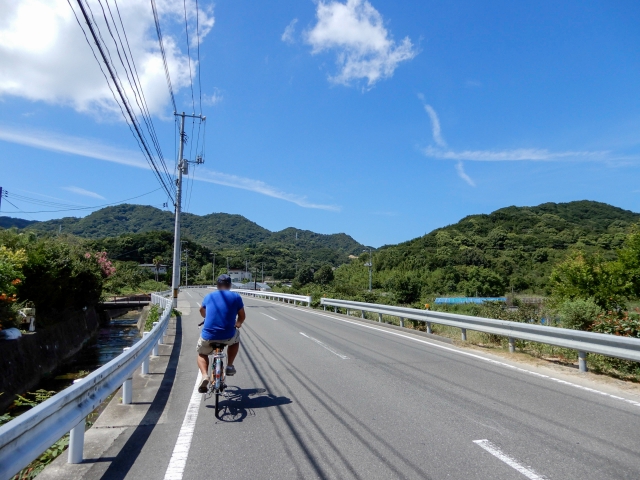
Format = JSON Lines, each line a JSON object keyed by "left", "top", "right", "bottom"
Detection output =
{"left": 356, "top": 200, "right": 640, "bottom": 298}
{"left": 16, "top": 204, "right": 365, "bottom": 254}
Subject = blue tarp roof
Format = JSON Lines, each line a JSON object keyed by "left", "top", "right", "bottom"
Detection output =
{"left": 435, "top": 297, "right": 507, "bottom": 304}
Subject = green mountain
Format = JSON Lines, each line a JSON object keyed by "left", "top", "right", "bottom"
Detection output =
{"left": 0, "top": 217, "right": 38, "bottom": 229}
{"left": 368, "top": 200, "right": 640, "bottom": 298}
{"left": 22, "top": 204, "right": 364, "bottom": 254}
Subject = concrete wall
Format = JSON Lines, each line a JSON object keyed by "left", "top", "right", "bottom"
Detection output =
{"left": 0, "top": 308, "right": 100, "bottom": 411}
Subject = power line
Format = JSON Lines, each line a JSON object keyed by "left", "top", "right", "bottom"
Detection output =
{"left": 2, "top": 187, "right": 162, "bottom": 214}
{"left": 91, "top": 0, "right": 175, "bottom": 196}
{"left": 105, "top": 0, "right": 175, "bottom": 189}
{"left": 195, "top": 0, "right": 203, "bottom": 114}
{"left": 69, "top": 0, "right": 175, "bottom": 203}
{"left": 150, "top": 0, "right": 177, "bottom": 113}
{"left": 182, "top": 0, "right": 196, "bottom": 113}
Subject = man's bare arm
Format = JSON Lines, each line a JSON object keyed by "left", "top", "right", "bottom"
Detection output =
{"left": 199, "top": 306, "right": 206, "bottom": 318}
{"left": 235, "top": 308, "right": 246, "bottom": 328}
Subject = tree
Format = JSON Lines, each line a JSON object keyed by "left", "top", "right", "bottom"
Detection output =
{"left": 549, "top": 251, "right": 627, "bottom": 310}
{"left": 314, "top": 265, "right": 334, "bottom": 285}
{"left": 152, "top": 256, "right": 163, "bottom": 282}
{"left": 294, "top": 267, "right": 314, "bottom": 287}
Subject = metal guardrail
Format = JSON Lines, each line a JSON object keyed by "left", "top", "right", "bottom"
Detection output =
{"left": 320, "top": 298, "right": 640, "bottom": 373}
{"left": 234, "top": 290, "right": 312, "bottom": 307}
{"left": 0, "top": 293, "right": 173, "bottom": 479}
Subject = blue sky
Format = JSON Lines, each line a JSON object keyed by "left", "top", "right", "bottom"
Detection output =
{"left": 1, "top": 0, "right": 640, "bottom": 247}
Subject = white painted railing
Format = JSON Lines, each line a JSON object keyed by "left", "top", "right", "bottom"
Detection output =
{"left": 234, "top": 289, "right": 312, "bottom": 307}
{"left": 0, "top": 293, "right": 173, "bottom": 479}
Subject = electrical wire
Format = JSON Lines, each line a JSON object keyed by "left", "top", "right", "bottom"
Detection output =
{"left": 182, "top": 0, "right": 196, "bottom": 114}
{"left": 105, "top": 0, "right": 175, "bottom": 189}
{"left": 70, "top": 0, "right": 175, "bottom": 203}
{"left": 92, "top": 0, "right": 175, "bottom": 196}
{"left": 150, "top": 0, "right": 177, "bottom": 113}
{"left": 195, "top": 0, "right": 203, "bottom": 115}
{"left": 2, "top": 188, "right": 162, "bottom": 214}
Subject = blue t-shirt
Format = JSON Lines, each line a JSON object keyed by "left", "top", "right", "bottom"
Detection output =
{"left": 201, "top": 290, "right": 244, "bottom": 341}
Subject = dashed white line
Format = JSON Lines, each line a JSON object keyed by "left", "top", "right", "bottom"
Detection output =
{"left": 184, "top": 290, "right": 193, "bottom": 298}
{"left": 300, "top": 332, "right": 349, "bottom": 359}
{"left": 261, "top": 313, "right": 278, "bottom": 321}
{"left": 164, "top": 373, "right": 202, "bottom": 480}
{"left": 474, "top": 439, "right": 546, "bottom": 479}
{"left": 244, "top": 297, "right": 640, "bottom": 409}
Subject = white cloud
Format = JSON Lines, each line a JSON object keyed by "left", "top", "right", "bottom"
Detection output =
{"left": 195, "top": 170, "right": 340, "bottom": 211}
{"left": 204, "top": 88, "right": 223, "bottom": 106}
{"left": 0, "top": 0, "right": 214, "bottom": 117}
{"left": 63, "top": 186, "right": 106, "bottom": 200}
{"left": 423, "top": 104, "right": 446, "bottom": 147}
{"left": 281, "top": 18, "right": 298, "bottom": 44}
{"left": 0, "top": 126, "right": 340, "bottom": 211}
{"left": 455, "top": 161, "right": 475, "bottom": 187}
{"left": 423, "top": 146, "right": 614, "bottom": 162}
{"left": 305, "top": 0, "right": 416, "bottom": 86}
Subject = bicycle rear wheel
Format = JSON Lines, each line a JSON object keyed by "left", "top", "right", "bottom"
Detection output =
{"left": 214, "top": 356, "right": 224, "bottom": 418}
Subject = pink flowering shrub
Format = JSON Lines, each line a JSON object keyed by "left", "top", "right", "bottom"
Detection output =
{"left": 85, "top": 251, "right": 116, "bottom": 277}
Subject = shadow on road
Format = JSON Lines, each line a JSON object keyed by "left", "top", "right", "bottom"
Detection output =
{"left": 205, "top": 386, "right": 292, "bottom": 422}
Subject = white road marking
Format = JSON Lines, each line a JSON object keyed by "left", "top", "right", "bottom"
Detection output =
{"left": 245, "top": 297, "right": 640, "bottom": 409}
{"left": 474, "top": 439, "right": 546, "bottom": 479}
{"left": 261, "top": 313, "right": 278, "bottom": 321}
{"left": 300, "top": 332, "right": 349, "bottom": 359}
{"left": 184, "top": 290, "right": 193, "bottom": 298}
{"left": 164, "top": 373, "right": 202, "bottom": 480}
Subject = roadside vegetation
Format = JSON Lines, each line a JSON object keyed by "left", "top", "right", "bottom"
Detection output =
{"left": 276, "top": 204, "right": 640, "bottom": 382}
{"left": 0, "top": 229, "right": 170, "bottom": 332}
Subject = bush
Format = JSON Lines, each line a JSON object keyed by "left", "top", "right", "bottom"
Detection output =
{"left": 591, "top": 310, "right": 640, "bottom": 337}
{"left": 313, "top": 265, "right": 334, "bottom": 285}
{"left": 558, "top": 298, "right": 602, "bottom": 330}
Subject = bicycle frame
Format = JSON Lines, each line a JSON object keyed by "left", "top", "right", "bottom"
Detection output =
{"left": 212, "top": 348, "right": 226, "bottom": 390}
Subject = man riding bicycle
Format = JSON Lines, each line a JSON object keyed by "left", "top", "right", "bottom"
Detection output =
{"left": 197, "top": 274, "right": 246, "bottom": 393}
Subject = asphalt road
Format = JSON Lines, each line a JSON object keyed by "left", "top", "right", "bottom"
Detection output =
{"left": 91, "top": 288, "right": 640, "bottom": 479}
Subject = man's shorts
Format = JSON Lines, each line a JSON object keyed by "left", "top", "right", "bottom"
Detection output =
{"left": 196, "top": 329, "right": 240, "bottom": 355}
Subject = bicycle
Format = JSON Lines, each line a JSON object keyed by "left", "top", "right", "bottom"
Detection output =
{"left": 207, "top": 342, "right": 228, "bottom": 418}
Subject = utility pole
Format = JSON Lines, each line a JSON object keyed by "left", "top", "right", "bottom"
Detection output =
{"left": 212, "top": 253, "right": 216, "bottom": 285}
{"left": 261, "top": 263, "right": 264, "bottom": 283}
{"left": 170, "top": 112, "right": 205, "bottom": 307}
{"left": 183, "top": 248, "right": 189, "bottom": 287}
{"left": 226, "top": 257, "right": 230, "bottom": 271}
{"left": 364, "top": 249, "right": 373, "bottom": 292}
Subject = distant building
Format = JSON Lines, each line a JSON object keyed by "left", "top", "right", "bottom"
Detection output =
{"left": 228, "top": 269, "right": 252, "bottom": 282}
{"left": 138, "top": 263, "right": 167, "bottom": 275}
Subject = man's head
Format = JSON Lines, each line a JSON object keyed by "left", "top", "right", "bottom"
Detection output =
{"left": 216, "top": 274, "right": 232, "bottom": 290}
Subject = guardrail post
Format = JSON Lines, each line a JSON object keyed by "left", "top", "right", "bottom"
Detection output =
{"left": 461, "top": 328, "right": 467, "bottom": 341}
{"left": 347, "top": 308, "right": 350, "bottom": 316}
{"left": 578, "top": 351, "right": 588, "bottom": 372}
{"left": 294, "top": 300, "right": 297, "bottom": 306}
{"left": 122, "top": 347, "right": 133, "bottom": 405}
{"left": 156, "top": 320, "right": 165, "bottom": 346}
{"left": 426, "top": 322, "right": 432, "bottom": 334}
{"left": 152, "top": 323, "right": 159, "bottom": 356}
{"left": 378, "top": 313, "right": 382, "bottom": 323}
{"left": 68, "top": 418, "right": 85, "bottom": 464}
{"left": 334, "top": 306, "right": 337, "bottom": 313}
{"left": 361, "top": 310, "right": 365, "bottom": 319}
{"left": 323, "top": 305, "right": 326, "bottom": 311}
{"left": 508, "top": 337, "right": 515, "bottom": 353}
{"left": 399, "top": 317, "right": 405, "bottom": 328}
{"left": 141, "top": 332, "right": 150, "bottom": 374}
